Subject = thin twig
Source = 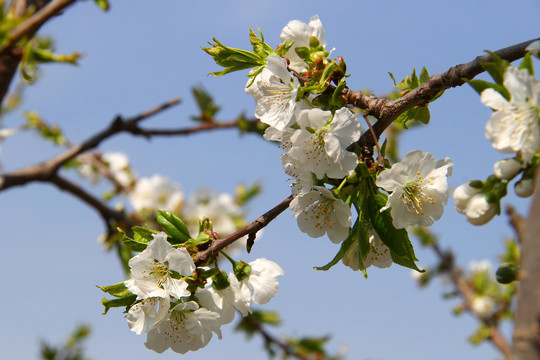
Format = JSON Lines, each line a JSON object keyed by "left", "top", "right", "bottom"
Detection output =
{"left": 126, "top": 120, "right": 248, "bottom": 136}
{"left": 505, "top": 204, "right": 526, "bottom": 245}
{"left": 193, "top": 195, "right": 293, "bottom": 265}
{"left": 49, "top": 173, "right": 136, "bottom": 229}
{"left": 343, "top": 37, "right": 540, "bottom": 159}
{"left": 431, "top": 242, "right": 511, "bottom": 358}
{"left": 239, "top": 313, "right": 308, "bottom": 360}
{"left": 0, "top": 97, "right": 182, "bottom": 190}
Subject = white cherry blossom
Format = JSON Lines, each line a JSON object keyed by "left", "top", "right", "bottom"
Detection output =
{"left": 126, "top": 297, "right": 170, "bottom": 335}
{"left": 129, "top": 174, "right": 184, "bottom": 213}
{"left": 145, "top": 301, "right": 222, "bottom": 354}
{"left": 280, "top": 15, "right": 327, "bottom": 72}
{"left": 125, "top": 232, "right": 195, "bottom": 300}
{"left": 252, "top": 55, "right": 301, "bottom": 130}
{"left": 230, "top": 258, "right": 284, "bottom": 316}
{"left": 481, "top": 65, "right": 540, "bottom": 163}
{"left": 471, "top": 295, "right": 495, "bottom": 318}
{"left": 196, "top": 286, "right": 238, "bottom": 325}
{"left": 288, "top": 108, "right": 360, "bottom": 180}
{"left": 102, "top": 152, "right": 133, "bottom": 187}
{"left": 376, "top": 150, "right": 453, "bottom": 229}
{"left": 290, "top": 186, "right": 351, "bottom": 243}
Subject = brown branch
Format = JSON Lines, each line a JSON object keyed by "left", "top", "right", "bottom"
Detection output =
{"left": 511, "top": 170, "right": 540, "bottom": 359}
{"left": 48, "top": 173, "right": 135, "bottom": 229}
{"left": 239, "top": 313, "right": 308, "bottom": 360}
{"left": 0, "top": 97, "right": 182, "bottom": 190}
{"left": 505, "top": 204, "right": 526, "bottom": 245}
{"left": 0, "top": 0, "right": 77, "bottom": 57}
{"left": 344, "top": 37, "right": 540, "bottom": 158}
{"left": 193, "top": 195, "right": 293, "bottom": 265}
{"left": 126, "top": 119, "right": 249, "bottom": 136}
{"left": 431, "top": 242, "right": 511, "bottom": 358}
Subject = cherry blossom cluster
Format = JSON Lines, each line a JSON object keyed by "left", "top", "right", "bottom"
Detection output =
{"left": 119, "top": 232, "right": 283, "bottom": 354}
{"left": 240, "top": 16, "right": 453, "bottom": 272}
{"left": 453, "top": 49, "right": 540, "bottom": 225}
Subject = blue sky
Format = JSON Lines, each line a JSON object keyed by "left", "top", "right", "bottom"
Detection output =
{"left": 1, "top": 1, "right": 539, "bottom": 359}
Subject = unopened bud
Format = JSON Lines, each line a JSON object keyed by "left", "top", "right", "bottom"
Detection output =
{"left": 308, "top": 35, "right": 320, "bottom": 48}
{"left": 496, "top": 263, "right": 518, "bottom": 284}
{"left": 493, "top": 158, "right": 522, "bottom": 180}
{"left": 515, "top": 177, "right": 535, "bottom": 197}
{"left": 294, "top": 46, "right": 310, "bottom": 60}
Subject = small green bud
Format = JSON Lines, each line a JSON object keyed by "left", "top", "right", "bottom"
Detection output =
{"left": 496, "top": 263, "right": 519, "bottom": 284}
{"left": 308, "top": 35, "right": 320, "bottom": 48}
{"left": 346, "top": 173, "right": 358, "bottom": 184}
{"left": 233, "top": 261, "right": 252, "bottom": 282}
{"left": 469, "top": 180, "right": 484, "bottom": 189}
{"left": 294, "top": 46, "right": 310, "bottom": 60}
{"left": 211, "top": 270, "right": 231, "bottom": 291}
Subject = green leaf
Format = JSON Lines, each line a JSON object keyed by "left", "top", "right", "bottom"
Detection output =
{"left": 415, "top": 107, "right": 430, "bottom": 124}
{"left": 156, "top": 210, "right": 191, "bottom": 244}
{"left": 96, "top": 282, "right": 132, "bottom": 298}
{"left": 100, "top": 295, "right": 136, "bottom": 315}
{"left": 356, "top": 209, "right": 372, "bottom": 278}
{"left": 519, "top": 52, "right": 534, "bottom": 75}
{"left": 249, "top": 27, "right": 273, "bottom": 57}
{"left": 479, "top": 51, "right": 510, "bottom": 86}
{"left": 419, "top": 66, "right": 430, "bottom": 84}
{"left": 191, "top": 86, "right": 221, "bottom": 122}
{"left": 120, "top": 226, "right": 156, "bottom": 252}
{"left": 202, "top": 37, "right": 266, "bottom": 77}
{"left": 366, "top": 193, "right": 422, "bottom": 271}
{"left": 182, "top": 231, "right": 211, "bottom": 248}
{"left": 467, "top": 79, "right": 509, "bottom": 99}
{"left": 93, "top": 0, "right": 110, "bottom": 10}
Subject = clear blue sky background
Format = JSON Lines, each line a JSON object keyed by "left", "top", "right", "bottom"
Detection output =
{"left": 1, "top": 1, "right": 539, "bottom": 359}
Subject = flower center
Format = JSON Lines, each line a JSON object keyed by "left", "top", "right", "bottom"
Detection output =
{"left": 260, "top": 78, "right": 292, "bottom": 112}
{"left": 145, "top": 259, "right": 173, "bottom": 287}
{"left": 401, "top": 173, "right": 434, "bottom": 215}
{"left": 306, "top": 195, "right": 336, "bottom": 230}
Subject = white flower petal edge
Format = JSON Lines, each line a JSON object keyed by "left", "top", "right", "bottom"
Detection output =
{"left": 126, "top": 297, "right": 170, "bottom": 335}
{"left": 290, "top": 186, "right": 352, "bottom": 243}
{"left": 481, "top": 66, "right": 540, "bottom": 163}
{"left": 129, "top": 174, "right": 184, "bottom": 213}
{"left": 125, "top": 232, "right": 195, "bottom": 299}
{"left": 452, "top": 183, "right": 497, "bottom": 226}
{"left": 288, "top": 108, "right": 360, "bottom": 180}
{"left": 145, "top": 301, "right": 222, "bottom": 354}
{"left": 280, "top": 15, "right": 326, "bottom": 72}
{"left": 230, "top": 258, "right": 284, "bottom": 316}
{"left": 376, "top": 150, "right": 453, "bottom": 229}
{"left": 253, "top": 56, "right": 301, "bottom": 130}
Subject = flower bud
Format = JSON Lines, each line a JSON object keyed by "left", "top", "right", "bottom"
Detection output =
{"left": 496, "top": 263, "right": 518, "bottom": 284}
{"left": 515, "top": 177, "right": 535, "bottom": 197}
{"left": 294, "top": 46, "right": 310, "bottom": 60}
{"left": 466, "top": 194, "right": 497, "bottom": 226}
{"left": 308, "top": 35, "right": 320, "bottom": 48}
{"left": 493, "top": 158, "right": 522, "bottom": 180}
{"left": 453, "top": 183, "right": 480, "bottom": 214}
{"left": 471, "top": 295, "right": 495, "bottom": 318}
{"left": 526, "top": 40, "right": 540, "bottom": 58}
